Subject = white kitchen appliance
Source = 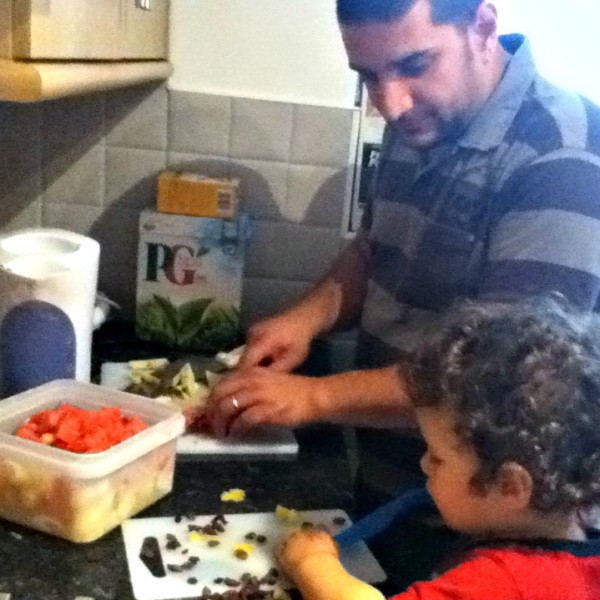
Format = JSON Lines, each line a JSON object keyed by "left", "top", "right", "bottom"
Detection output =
{"left": 0, "top": 228, "right": 100, "bottom": 397}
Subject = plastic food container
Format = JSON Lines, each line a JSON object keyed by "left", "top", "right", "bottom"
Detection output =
{"left": 0, "top": 379, "right": 185, "bottom": 543}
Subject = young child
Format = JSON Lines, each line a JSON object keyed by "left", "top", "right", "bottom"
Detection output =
{"left": 277, "top": 297, "right": 600, "bottom": 599}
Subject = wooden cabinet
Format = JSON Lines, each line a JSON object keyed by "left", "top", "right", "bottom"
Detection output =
{"left": 1, "top": 0, "right": 168, "bottom": 60}
{"left": 0, "top": 0, "right": 171, "bottom": 102}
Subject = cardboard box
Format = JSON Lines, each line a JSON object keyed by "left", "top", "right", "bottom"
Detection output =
{"left": 136, "top": 209, "right": 248, "bottom": 353}
{"left": 157, "top": 171, "right": 241, "bottom": 219}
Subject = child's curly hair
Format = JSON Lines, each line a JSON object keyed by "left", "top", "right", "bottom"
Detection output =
{"left": 406, "top": 295, "right": 600, "bottom": 512}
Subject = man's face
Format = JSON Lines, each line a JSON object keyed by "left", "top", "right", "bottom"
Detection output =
{"left": 341, "top": 0, "right": 493, "bottom": 148}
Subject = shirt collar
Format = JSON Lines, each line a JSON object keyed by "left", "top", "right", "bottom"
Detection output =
{"left": 458, "top": 34, "right": 537, "bottom": 151}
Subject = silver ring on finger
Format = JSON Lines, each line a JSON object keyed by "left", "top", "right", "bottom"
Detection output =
{"left": 230, "top": 396, "right": 240, "bottom": 410}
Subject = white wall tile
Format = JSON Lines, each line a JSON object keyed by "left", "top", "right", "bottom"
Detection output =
{"left": 230, "top": 98, "right": 293, "bottom": 162}
{"left": 106, "top": 84, "right": 168, "bottom": 150}
{"left": 169, "top": 91, "right": 232, "bottom": 156}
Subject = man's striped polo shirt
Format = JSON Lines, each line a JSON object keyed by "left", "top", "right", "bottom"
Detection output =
{"left": 355, "top": 34, "right": 600, "bottom": 499}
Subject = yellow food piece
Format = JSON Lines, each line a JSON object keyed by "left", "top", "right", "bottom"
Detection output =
{"left": 128, "top": 358, "right": 169, "bottom": 370}
{"left": 275, "top": 504, "right": 299, "bottom": 522}
{"left": 189, "top": 532, "right": 219, "bottom": 543}
{"left": 220, "top": 488, "right": 246, "bottom": 502}
{"left": 41, "top": 433, "right": 55, "bottom": 445}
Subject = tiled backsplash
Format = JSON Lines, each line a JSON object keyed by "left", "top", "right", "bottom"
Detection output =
{"left": 0, "top": 84, "right": 356, "bottom": 337}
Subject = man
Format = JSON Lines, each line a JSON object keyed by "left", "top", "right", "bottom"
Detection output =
{"left": 205, "top": 0, "right": 600, "bottom": 588}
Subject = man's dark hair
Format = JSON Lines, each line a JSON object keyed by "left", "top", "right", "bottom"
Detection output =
{"left": 406, "top": 295, "right": 600, "bottom": 512}
{"left": 337, "top": 0, "right": 482, "bottom": 26}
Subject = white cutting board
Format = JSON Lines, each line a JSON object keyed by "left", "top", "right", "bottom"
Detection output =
{"left": 122, "top": 509, "right": 386, "bottom": 600}
{"left": 100, "top": 362, "right": 298, "bottom": 458}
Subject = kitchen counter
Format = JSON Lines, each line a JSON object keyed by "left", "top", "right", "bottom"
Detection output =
{"left": 0, "top": 425, "right": 355, "bottom": 600}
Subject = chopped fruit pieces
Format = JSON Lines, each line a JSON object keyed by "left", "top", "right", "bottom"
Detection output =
{"left": 15, "top": 404, "right": 147, "bottom": 453}
{"left": 220, "top": 488, "right": 246, "bottom": 502}
{"left": 125, "top": 359, "right": 210, "bottom": 413}
{"left": 275, "top": 505, "right": 298, "bottom": 522}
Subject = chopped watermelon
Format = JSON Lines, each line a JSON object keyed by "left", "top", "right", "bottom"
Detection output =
{"left": 15, "top": 403, "right": 148, "bottom": 453}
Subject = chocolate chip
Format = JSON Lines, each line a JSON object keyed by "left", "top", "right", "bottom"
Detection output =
{"left": 208, "top": 539, "right": 220, "bottom": 547}
{"left": 224, "top": 576, "right": 239, "bottom": 587}
{"left": 165, "top": 534, "right": 181, "bottom": 550}
{"left": 167, "top": 564, "right": 183, "bottom": 573}
{"left": 188, "top": 576, "right": 198, "bottom": 584}
{"left": 333, "top": 516, "right": 347, "bottom": 525}
{"left": 255, "top": 534, "right": 267, "bottom": 544}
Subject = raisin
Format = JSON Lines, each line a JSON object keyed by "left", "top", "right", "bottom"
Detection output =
{"left": 165, "top": 533, "right": 181, "bottom": 550}
{"left": 234, "top": 548, "right": 249, "bottom": 560}
{"left": 208, "top": 539, "right": 220, "bottom": 547}
{"left": 255, "top": 534, "right": 267, "bottom": 544}
{"left": 188, "top": 577, "right": 198, "bottom": 585}
{"left": 167, "top": 564, "right": 183, "bottom": 573}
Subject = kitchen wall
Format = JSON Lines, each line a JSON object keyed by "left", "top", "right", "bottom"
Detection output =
{"left": 0, "top": 84, "right": 357, "bottom": 364}
{"left": 169, "top": 0, "right": 357, "bottom": 107}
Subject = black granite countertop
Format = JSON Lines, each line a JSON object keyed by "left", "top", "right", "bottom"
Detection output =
{"left": 0, "top": 321, "right": 356, "bottom": 600}
{"left": 0, "top": 425, "right": 355, "bottom": 600}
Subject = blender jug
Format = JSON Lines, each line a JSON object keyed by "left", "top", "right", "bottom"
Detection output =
{"left": 0, "top": 229, "right": 100, "bottom": 397}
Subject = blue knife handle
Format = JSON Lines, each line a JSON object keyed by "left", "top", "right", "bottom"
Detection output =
{"left": 335, "top": 486, "right": 434, "bottom": 549}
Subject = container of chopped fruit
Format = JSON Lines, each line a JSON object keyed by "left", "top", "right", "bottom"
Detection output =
{"left": 0, "top": 379, "right": 185, "bottom": 543}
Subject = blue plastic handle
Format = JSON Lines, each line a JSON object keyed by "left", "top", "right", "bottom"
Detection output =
{"left": 334, "top": 486, "right": 434, "bottom": 549}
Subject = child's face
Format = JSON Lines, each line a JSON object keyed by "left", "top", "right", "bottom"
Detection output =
{"left": 417, "top": 406, "right": 511, "bottom": 535}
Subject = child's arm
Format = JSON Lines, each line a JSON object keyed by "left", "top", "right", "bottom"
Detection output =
{"left": 278, "top": 529, "right": 386, "bottom": 600}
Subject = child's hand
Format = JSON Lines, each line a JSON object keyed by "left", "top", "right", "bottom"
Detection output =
{"left": 277, "top": 528, "right": 339, "bottom": 574}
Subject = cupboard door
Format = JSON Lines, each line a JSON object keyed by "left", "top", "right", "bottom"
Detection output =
{"left": 121, "top": 0, "right": 168, "bottom": 59}
{"left": 12, "top": 0, "right": 123, "bottom": 59}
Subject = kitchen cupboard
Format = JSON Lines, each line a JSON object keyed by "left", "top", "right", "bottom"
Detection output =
{"left": 2, "top": 0, "right": 168, "bottom": 60}
{"left": 0, "top": 0, "right": 171, "bottom": 102}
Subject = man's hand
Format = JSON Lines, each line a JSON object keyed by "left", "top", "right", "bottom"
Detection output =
{"left": 237, "top": 313, "right": 315, "bottom": 372}
{"left": 204, "top": 367, "right": 323, "bottom": 437}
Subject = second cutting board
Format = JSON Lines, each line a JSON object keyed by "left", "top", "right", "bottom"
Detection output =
{"left": 100, "top": 361, "right": 298, "bottom": 459}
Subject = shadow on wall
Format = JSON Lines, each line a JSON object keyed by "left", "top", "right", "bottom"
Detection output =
{"left": 0, "top": 86, "right": 351, "bottom": 338}
{"left": 90, "top": 157, "right": 287, "bottom": 318}
{"left": 0, "top": 102, "right": 42, "bottom": 227}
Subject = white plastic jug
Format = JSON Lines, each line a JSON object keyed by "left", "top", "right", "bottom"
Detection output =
{"left": 0, "top": 228, "right": 100, "bottom": 397}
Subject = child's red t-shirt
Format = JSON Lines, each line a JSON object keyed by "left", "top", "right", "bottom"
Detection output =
{"left": 389, "top": 537, "right": 600, "bottom": 600}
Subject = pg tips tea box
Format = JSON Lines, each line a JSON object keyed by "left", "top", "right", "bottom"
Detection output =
{"left": 136, "top": 209, "right": 249, "bottom": 353}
